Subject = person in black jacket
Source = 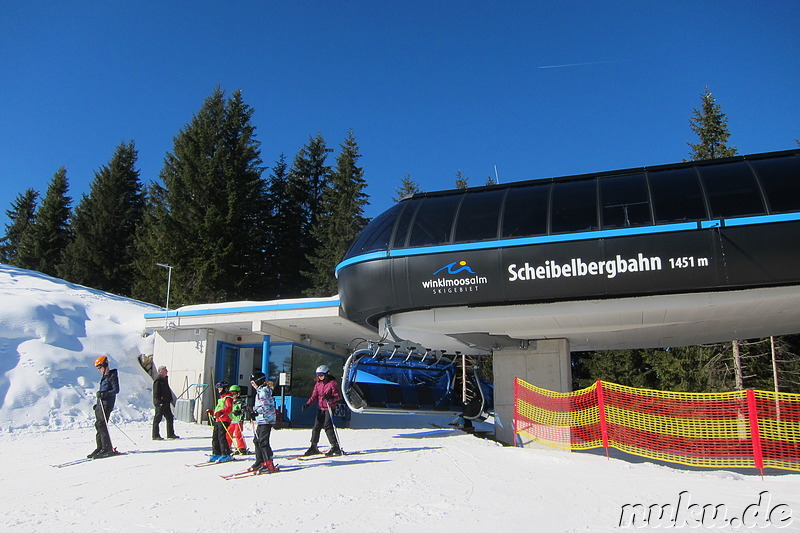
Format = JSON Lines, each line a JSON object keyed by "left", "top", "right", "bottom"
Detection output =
{"left": 88, "top": 355, "right": 120, "bottom": 458}
{"left": 152, "top": 366, "right": 179, "bottom": 440}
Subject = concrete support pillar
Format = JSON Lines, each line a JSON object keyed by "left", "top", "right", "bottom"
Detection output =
{"left": 492, "top": 338, "right": 571, "bottom": 446}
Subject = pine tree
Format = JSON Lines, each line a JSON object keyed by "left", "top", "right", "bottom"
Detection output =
{"left": 676, "top": 87, "right": 738, "bottom": 391}
{"left": 572, "top": 350, "right": 657, "bottom": 389}
{"left": 292, "top": 132, "right": 332, "bottom": 226}
{"left": 645, "top": 346, "right": 717, "bottom": 393}
{"left": 706, "top": 337, "right": 800, "bottom": 394}
{"left": 132, "top": 87, "right": 266, "bottom": 306}
{"left": 454, "top": 170, "right": 469, "bottom": 189}
{"left": 16, "top": 167, "right": 72, "bottom": 276}
{"left": 277, "top": 133, "right": 332, "bottom": 297}
{"left": 59, "top": 141, "right": 145, "bottom": 296}
{"left": 263, "top": 153, "right": 300, "bottom": 298}
{"left": 1, "top": 189, "right": 39, "bottom": 265}
{"left": 131, "top": 183, "right": 173, "bottom": 305}
{"left": 393, "top": 174, "right": 421, "bottom": 202}
{"left": 304, "top": 130, "right": 369, "bottom": 296}
{"left": 687, "top": 87, "right": 738, "bottom": 161}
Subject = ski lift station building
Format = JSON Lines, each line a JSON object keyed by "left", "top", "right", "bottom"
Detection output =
{"left": 145, "top": 149, "right": 800, "bottom": 445}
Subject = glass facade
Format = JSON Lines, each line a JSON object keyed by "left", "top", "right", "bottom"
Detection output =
{"left": 454, "top": 188, "right": 505, "bottom": 242}
{"left": 408, "top": 195, "right": 462, "bottom": 247}
{"left": 501, "top": 183, "right": 550, "bottom": 238}
{"left": 551, "top": 179, "right": 598, "bottom": 233}
{"left": 750, "top": 156, "right": 800, "bottom": 213}
{"left": 342, "top": 150, "right": 800, "bottom": 260}
{"left": 600, "top": 173, "right": 651, "bottom": 229}
{"left": 698, "top": 161, "right": 765, "bottom": 218}
{"left": 345, "top": 203, "right": 404, "bottom": 256}
{"left": 649, "top": 167, "right": 707, "bottom": 224}
{"left": 266, "top": 343, "right": 344, "bottom": 397}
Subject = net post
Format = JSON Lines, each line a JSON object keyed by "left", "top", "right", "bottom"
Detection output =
{"left": 746, "top": 388, "right": 764, "bottom": 477}
{"left": 596, "top": 380, "right": 610, "bottom": 459}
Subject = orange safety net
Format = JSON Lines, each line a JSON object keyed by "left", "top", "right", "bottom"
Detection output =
{"left": 514, "top": 379, "right": 800, "bottom": 473}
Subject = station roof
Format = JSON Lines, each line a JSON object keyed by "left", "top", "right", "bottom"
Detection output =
{"left": 144, "top": 296, "right": 377, "bottom": 351}
{"left": 144, "top": 285, "right": 800, "bottom": 355}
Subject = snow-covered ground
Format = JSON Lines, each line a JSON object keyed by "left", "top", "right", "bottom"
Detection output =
{"left": 1, "top": 264, "right": 798, "bottom": 532}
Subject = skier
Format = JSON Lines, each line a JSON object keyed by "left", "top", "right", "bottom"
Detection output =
{"left": 88, "top": 355, "right": 120, "bottom": 458}
{"left": 206, "top": 381, "right": 234, "bottom": 462}
{"left": 301, "top": 365, "right": 343, "bottom": 456}
{"left": 249, "top": 371, "right": 279, "bottom": 473}
{"left": 226, "top": 385, "right": 248, "bottom": 454}
{"left": 152, "top": 365, "right": 179, "bottom": 440}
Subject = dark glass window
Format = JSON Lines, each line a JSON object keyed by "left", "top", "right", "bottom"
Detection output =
{"left": 391, "top": 199, "right": 420, "bottom": 248}
{"left": 267, "top": 344, "right": 293, "bottom": 386}
{"left": 453, "top": 189, "right": 505, "bottom": 242}
{"left": 343, "top": 203, "right": 403, "bottom": 259}
{"left": 600, "top": 173, "right": 652, "bottom": 229}
{"left": 699, "top": 161, "right": 765, "bottom": 217}
{"left": 286, "top": 344, "right": 345, "bottom": 397}
{"left": 649, "top": 168, "right": 707, "bottom": 223}
{"left": 551, "top": 179, "right": 598, "bottom": 233}
{"left": 408, "top": 194, "right": 463, "bottom": 247}
{"left": 751, "top": 155, "right": 800, "bottom": 213}
{"left": 501, "top": 183, "right": 550, "bottom": 238}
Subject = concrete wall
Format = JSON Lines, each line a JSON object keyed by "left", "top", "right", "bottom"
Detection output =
{"left": 492, "top": 338, "right": 571, "bottom": 446}
{"left": 152, "top": 328, "right": 218, "bottom": 421}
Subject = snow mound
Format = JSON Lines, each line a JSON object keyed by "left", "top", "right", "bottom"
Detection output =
{"left": 0, "top": 264, "right": 160, "bottom": 432}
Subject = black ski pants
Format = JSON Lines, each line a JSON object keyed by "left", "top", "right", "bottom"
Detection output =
{"left": 310, "top": 408, "right": 338, "bottom": 446}
{"left": 152, "top": 403, "right": 176, "bottom": 439}
{"left": 212, "top": 420, "right": 232, "bottom": 456}
{"left": 94, "top": 397, "right": 115, "bottom": 451}
{"left": 253, "top": 423, "right": 274, "bottom": 464}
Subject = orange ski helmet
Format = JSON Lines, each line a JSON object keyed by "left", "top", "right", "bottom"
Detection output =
{"left": 94, "top": 355, "right": 109, "bottom": 367}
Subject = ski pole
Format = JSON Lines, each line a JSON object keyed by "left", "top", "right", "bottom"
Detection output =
{"left": 326, "top": 403, "right": 346, "bottom": 455}
{"left": 99, "top": 398, "right": 137, "bottom": 446}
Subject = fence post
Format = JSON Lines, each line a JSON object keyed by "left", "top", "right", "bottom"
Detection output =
{"left": 596, "top": 380, "right": 610, "bottom": 458}
{"left": 745, "top": 389, "right": 764, "bottom": 477}
{"left": 513, "top": 378, "right": 521, "bottom": 447}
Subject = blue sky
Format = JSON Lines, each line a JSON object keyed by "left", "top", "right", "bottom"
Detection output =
{"left": 1, "top": 2, "right": 798, "bottom": 228}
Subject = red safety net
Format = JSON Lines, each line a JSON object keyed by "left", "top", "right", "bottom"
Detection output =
{"left": 514, "top": 379, "right": 800, "bottom": 474}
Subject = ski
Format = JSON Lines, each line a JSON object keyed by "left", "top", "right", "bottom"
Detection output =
{"left": 221, "top": 468, "right": 259, "bottom": 479}
{"left": 186, "top": 458, "right": 240, "bottom": 467}
{"left": 296, "top": 450, "right": 359, "bottom": 461}
{"left": 285, "top": 449, "right": 337, "bottom": 460}
{"left": 283, "top": 451, "right": 324, "bottom": 460}
{"left": 51, "top": 450, "right": 127, "bottom": 468}
{"left": 51, "top": 458, "right": 93, "bottom": 468}
{"left": 221, "top": 465, "right": 302, "bottom": 479}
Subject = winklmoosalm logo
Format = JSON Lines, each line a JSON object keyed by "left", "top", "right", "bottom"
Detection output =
{"left": 421, "top": 260, "right": 488, "bottom": 295}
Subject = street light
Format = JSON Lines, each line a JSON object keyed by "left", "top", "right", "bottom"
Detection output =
{"left": 156, "top": 263, "right": 173, "bottom": 329}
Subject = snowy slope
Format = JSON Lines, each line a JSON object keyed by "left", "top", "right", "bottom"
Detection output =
{"left": 0, "top": 264, "right": 798, "bottom": 532}
{"left": 0, "top": 264, "right": 158, "bottom": 431}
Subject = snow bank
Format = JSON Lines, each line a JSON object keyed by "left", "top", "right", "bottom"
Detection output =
{"left": 0, "top": 264, "right": 159, "bottom": 432}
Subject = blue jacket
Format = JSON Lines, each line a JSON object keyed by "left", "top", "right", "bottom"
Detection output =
{"left": 253, "top": 384, "right": 276, "bottom": 425}
{"left": 98, "top": 368, "right": 120, "bottom": 398}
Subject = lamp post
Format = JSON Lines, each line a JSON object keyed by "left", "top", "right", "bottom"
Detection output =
{"left": 156, "top": 263, "right": 173, "bottom": 329}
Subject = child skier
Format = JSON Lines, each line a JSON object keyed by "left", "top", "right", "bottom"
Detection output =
{"left": 207, "top": 381, "right": 234, "bottom": 462}
{"left": 249, "top": 371, "right": 279, "bottom": 473}
{"left": 226, "top": 385, "right": 249, "bottom": 454}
